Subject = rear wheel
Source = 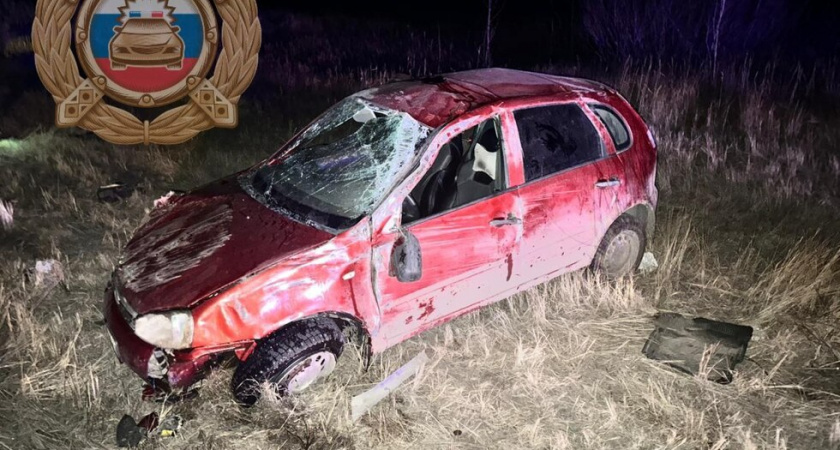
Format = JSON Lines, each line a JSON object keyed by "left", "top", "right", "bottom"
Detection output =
{"left": 590, "top": 215, "right": 646, "bottom": 279}
{"left": 232, "top": 317, "right": 344, "bottom": 406}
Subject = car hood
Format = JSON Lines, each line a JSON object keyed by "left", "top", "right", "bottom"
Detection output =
{"left": 116, "top": 176, "right": 334, "bottom": 315}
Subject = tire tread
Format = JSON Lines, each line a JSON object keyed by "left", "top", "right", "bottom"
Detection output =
{"left": 232, "top": 316, "right": 344, "bottom": 405}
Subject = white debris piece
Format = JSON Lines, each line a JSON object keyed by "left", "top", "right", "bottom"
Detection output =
{"left": 639, "top": 252, "right": 659, "bottom": 273}
{"left": 34, "top": 259, "right": 65, "bottom": 289}
{"left": 351, "top": 350, "right": 429, "bottom": 422}
{"left": 0, "top": 200, "right": 13, "bottom": 230}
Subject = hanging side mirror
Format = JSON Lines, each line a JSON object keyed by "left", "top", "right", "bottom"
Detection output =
{"left": 389, "top": 229, "right": 422, "bottom": 283}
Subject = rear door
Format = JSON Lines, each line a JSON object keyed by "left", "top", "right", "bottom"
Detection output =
{"left": 586, "top": 103, "right": 634, "bottom": 238}
{"left": 506, "top": 101, "right": 610, "bottom": 286}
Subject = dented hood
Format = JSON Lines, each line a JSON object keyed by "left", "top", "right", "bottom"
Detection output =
{"left": 116, "top": 176, "right": 333, "bottom": 315}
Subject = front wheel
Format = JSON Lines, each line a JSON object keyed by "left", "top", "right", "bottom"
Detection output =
{"left": 232, "top": 317, "right": 344, "bottom": 406}
{"left": 590, "top": 215, "right": 646, "bottom": 279}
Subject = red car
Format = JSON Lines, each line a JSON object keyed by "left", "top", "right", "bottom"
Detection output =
{"left": 104, "top": 68, "right": 657, "bottom": 405}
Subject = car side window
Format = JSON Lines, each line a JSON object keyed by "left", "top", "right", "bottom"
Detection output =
{"left": 589, "top": 104, "right": 632, "bottom": 152}
{"left": 402, "top": 118, "right": 506, "bottom": 224}
{"left": 514, "top": 104, "right": 604, "bottom": 182}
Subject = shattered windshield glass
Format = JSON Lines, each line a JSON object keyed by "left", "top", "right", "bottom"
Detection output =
{"left": 241, "top": 97, "right": 432, "bottom": 231}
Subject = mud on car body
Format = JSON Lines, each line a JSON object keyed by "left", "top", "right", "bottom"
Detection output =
{"left": 103, "top": 68, "right": 658, "bottom": 405}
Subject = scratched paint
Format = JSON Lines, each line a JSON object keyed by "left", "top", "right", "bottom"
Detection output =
{"left": 120, "top": 202, "right": 233, "bottom": 293}
{"left": 105, "top": 68, "right": 657, "bottom": 390}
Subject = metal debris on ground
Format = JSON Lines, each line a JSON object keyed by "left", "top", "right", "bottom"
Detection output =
{"left": 136, "top": 412, "right": 159, "bottom": 433}
{"left": 115, "top": 412, "right": 183, "bottom": 447}
{"left": 351, "top": 350, "right": 429, "bottom": 422}
{"left": 639, "top": 252, "right": 658, "bottom": 273}
{"left": 0, "top": 199, "right": 13, "bottom": 230}
{"left": 157, "top": 414, "right": 184, "bottom": 437}
{"left": 97, "top": 182, "right": 136, "bottom": 203}
{"left": 115, "top": 414, "right": 146, "bottom": 448}
{"left": 643, "top": 312, "right": 753, "bottom": 383}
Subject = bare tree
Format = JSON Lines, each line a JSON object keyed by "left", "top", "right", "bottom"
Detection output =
{"left": 709, "top": 0, "right": 729, "bottom": 76}
{"left": 582, "top": 0, "right": 792, "bottom": 66}
{"left": 481, "top": 0, "right": 505, "bottom": 68}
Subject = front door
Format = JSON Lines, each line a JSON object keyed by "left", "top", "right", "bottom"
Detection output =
{"left": 374, "top": 116, "right": 523, "bottom": 346}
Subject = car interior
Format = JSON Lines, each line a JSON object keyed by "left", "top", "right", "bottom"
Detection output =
{"left": 402, "top": 118, "right": 505, "bottom": 224}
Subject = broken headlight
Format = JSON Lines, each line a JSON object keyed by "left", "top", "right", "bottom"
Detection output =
{"left": 134, "top": 311, "right": 194, "bottom": 350}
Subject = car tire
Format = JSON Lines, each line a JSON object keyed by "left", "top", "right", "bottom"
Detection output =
{"left": 231, "top": 317, "right": 344, "bottom": 406}
{"left": 590, "top": 215, "right": 646, "bottom": 279}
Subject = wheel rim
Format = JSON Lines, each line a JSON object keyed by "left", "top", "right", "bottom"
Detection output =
{"left": 601, "top": 229, "right": 641, "bottom": 277}
{"left": 278, "top": 351, "right": 336, "bottom": 394}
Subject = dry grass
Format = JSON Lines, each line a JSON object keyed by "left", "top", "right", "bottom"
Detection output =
{"left": 2, "top": 60, "right": 840, "bottom": 449}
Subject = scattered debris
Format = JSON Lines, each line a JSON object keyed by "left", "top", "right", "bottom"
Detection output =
{"left": 97, "top": 182, "right": 137, "bottom": 203}
{"left": 116, "top": 414, "right": 146, "bottom": 448}
{"left": 33, "top": 259, "right": 65, "bottom": 290}
{"left": 639, "top": 252, "right": 658, "bottom": 273}
{"left": 136, "top": 412, "right": 159, "bottom": 433}
{"left": 351, "top": 350, "right": 429, "bottom": 422}
{"left": 0, "top": 199, "right": 13, "bottom": 230}
{"left": 115, "top": 412, "right": 184, "bottom": 447}
{"left": 643, "top": 312, "right": 753, "bottom": 383}
{"left": 157, "top": 414, "right": 184, "bottom": 437}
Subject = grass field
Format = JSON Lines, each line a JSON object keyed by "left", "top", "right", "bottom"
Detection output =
{"left": 1, "top": 56, "right": 839, "bottom": 449}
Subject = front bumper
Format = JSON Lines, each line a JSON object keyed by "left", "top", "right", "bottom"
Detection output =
{"left": 103, "top": 285, "right": 235, "bottom": 389}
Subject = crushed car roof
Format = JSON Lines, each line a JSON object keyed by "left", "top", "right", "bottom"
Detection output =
{"left": 359, "top": 68, "right": 612, "bottom": 128}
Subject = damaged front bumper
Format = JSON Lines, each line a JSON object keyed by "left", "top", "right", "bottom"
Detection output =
{"left": 103, "top": 285, "right": 244, "bottom": 390}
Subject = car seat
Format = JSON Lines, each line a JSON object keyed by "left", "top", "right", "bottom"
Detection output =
{"left": 451, "top": 124, "right": 501, "bottom": 206}
{"left": 419, "top": 143, "right": 460, "bottom": 216}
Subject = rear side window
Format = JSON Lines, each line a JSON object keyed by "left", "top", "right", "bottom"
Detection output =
{"left": 589, "top": 104, "right": 631, "bottom": 152}
{"left": 514, "top": 104, "right": 604, "bottom": 181}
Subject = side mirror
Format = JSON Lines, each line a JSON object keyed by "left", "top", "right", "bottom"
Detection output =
{"left": 389, "top": 229, "right": 422, "bottom": 282}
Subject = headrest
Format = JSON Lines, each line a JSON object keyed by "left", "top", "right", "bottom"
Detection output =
{"left": 472, "top": 143, "right": 497, "bottom": 181}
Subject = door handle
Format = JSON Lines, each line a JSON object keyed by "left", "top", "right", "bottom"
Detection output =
{"left": 490, "top": 214, "right": 522, "bottom": 227}
{"left": 595, "top": 177, "right": 621, "bottom": 188}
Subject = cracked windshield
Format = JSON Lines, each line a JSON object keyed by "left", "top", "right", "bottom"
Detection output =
{"left": 243, "top": 98, "right": 431, "bottom": 230}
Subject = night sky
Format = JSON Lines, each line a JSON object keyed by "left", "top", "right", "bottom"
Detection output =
{"left": 267, "top": 0, "right": 840, "bottom": 65}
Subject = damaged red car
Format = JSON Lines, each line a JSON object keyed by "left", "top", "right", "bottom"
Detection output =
{"left": 103, "top": 68, "right": 657, "bottom": 405}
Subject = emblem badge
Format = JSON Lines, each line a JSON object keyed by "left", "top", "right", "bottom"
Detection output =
{"left": 32, "top": 0, "right": 261, "bottom": 145}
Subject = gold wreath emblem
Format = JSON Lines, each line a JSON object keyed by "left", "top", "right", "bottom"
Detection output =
{"left": 32, "top": 0, "right": 261, "bottom": 145}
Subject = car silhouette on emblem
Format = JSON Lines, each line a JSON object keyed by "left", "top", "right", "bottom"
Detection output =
{"left": 109, "top": 18, "right": 184, "bottom": 71}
